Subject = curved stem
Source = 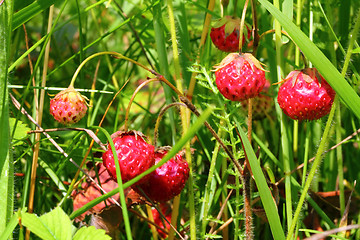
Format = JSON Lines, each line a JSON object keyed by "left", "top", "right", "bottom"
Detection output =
{"left": 153, "top": 102, "right": 187, "bottom": 147}
{"left": 69, "top": 51, "right": 153, "bottom": 87}
{"left": 124, "top": 78, "right": 159, "bottom": 131}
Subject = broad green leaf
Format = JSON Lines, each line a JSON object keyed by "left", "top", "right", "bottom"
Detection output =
{"left": 9, "top": 118, "right": 30, "bottom": 146}
{"left": 22, "top": 207, "right": 72, "bottom": 240}
{"left": 0, "top": 0, "right": 14, "bottom": 235}
{"left": 235, "top": 119, "right": 285, "bottom": 240}
{"left": 73, "top": 226, "right": 111, "bottom": 240}
{"left": 258, "top": 0, "right": 360, "bottom": 119}
{"left": 12, "top": 0, "right": 61, "bottom": 30}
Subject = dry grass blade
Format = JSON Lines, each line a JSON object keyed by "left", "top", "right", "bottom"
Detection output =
{"left": 303, "top": 224, "right": 360, "bottom": 240}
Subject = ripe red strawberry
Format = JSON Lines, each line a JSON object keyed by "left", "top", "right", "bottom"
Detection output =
{"left": 214, "top": 53, "right": 267, "bottom": 101}
{"left": 151, "top": 203, "right": 172, "bottom": 238}
{"left": 210, "top": 16, "right": 251, "bottom": 52}
{"left": 50, "top": 86, "right": 88, "bottom": 125}
{"left": 241, "top": 80, "right": 274, "bottom": 120}
{"left": 277, "top": 68, "right": 336, "bottom": 121}
{"left": 102, "top": 131, "right": 155, "bottom": 184}
{"left": 135, "top": 148, "right": 189, "bottom": 202}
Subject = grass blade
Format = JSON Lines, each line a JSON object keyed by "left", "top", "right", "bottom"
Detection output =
{"left": 235, "top": 119, "right": 285, "bottom": 240}
{"left": 0, "top": 0, "right": 14, "bottom": 235}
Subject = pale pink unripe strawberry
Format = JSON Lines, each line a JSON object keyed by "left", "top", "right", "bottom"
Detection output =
{"left": 50, "top": 86, "right": 88, "bottom": 125}
{"left": 277, "top": 68, "right": 336, "bottom": 121}
{"left": 214, "top": 53, "right": 267, "bottom": 101}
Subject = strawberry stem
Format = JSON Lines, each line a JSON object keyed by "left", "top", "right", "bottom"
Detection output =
{"left": 124, "top": 78, "right": 158, "bottom": 131}
{"left": 153, "top": 102, "right": 187, "bottom": 147}
{"left": 250, "top": 0, "right": 259, "bottom": 54}
{"left": 238, "top": 0, "right": 249, "bottom": 53}
{"left": 69, "top": 51, "right": 153, "bottom": 88}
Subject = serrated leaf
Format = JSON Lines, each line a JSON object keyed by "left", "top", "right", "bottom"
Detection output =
{"left": 22, "top": 207, "right": 72, "bottom": 240}
{"left": 9, "top": 118, "right": 30, "bottom": 146}
{"left": 73, "top": 226, "right": 111, "bottom": 240}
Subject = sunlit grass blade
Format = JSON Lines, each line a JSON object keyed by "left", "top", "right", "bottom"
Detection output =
{"left": 0, "top": 0, "right": 14, "bottom": 236}
{"left": 12, "top": 0, "right": 61, "bottom": 30}
{"left": 235, "top": 119, "right": 285, "bottom": 240}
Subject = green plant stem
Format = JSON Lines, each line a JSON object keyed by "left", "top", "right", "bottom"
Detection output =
{"left": 301, "top": 124, "right": 310, "bottom": 187}
{"left": 167, "top": 1, "right": 196, "bottom": 239}
{"left": 238, "top": 0, "right": 249, "bottom": 53}
{"left": 335, "top": 10, "right": 360, "bottom": 215}
{"left": 201, "top": 119, "right": 224, "bottom": 234}
{"left": 286, "top": 97, "right": 337, "bottom": 240}
{"left": 274, "top": 0, "right": 294, "bottom": 233}
{"left": 69, "top": 51, "right": 152, "bottom": 88}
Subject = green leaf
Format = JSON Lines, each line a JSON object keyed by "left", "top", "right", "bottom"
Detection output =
{"left": 22, "top": 207, "right": 72, "bottom": 240}
{"left": 12, "top": 0, "right": 61, "bottom": 30}
{"left": 258, "top": 0, "right": 360, "bottom": 119}
{"left": 352, "top": 47, "right": 360, "bottom": 54}
{"left": 73, "top": 226, "right": 111, "bottom": 240}
{"left": 9, "top": 118, "right": 30, "bottom": 146}
{"left": 0, "top": 209, "right": 26, "bottom": 240}
{"left": 0, "top": 0, "right": 14, "bottom": 235}
{"left": 235, "top": 119, "right": 285, "bottom": 240}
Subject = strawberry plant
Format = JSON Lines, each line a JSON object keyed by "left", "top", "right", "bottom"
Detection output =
{"left": 1, "top": 0, "right": 360, "bottom": 240}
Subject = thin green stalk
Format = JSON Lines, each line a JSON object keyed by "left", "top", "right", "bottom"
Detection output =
{"left": 274, "top": 0, "right": 293, "bottom": 232}
{"left": 335, "top": 103, "right": 345, "bottom": 215}
{"left": 201, "top": 119, "right": 224, "bottom": 234}
{"left": 301, "top": 124, "right": 310, "bottom": 187}
{"left": 167, "top": 1, "right": 196, "bottom": 239}
{"left": 286, "top": 97, "right": 337, "bottom": 239}
{"left": 335, "top": 9, "right": 360, "bottom": 216}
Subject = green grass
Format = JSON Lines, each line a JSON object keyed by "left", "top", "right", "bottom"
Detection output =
{"left": 2, "top": 0, "right": 360, "bottom": 239}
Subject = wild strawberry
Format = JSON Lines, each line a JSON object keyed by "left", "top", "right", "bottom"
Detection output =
{"left": 72, "top": 162, "right": 120, "bottom": 222}
{"left": 241, "top": 80, "right": 274, "bottom": 120}
{"left": 102, "top": 131, "right": 155, "bottom": 184}
{"left": 214, "top": 53, "right": 267, "bottom": 101}
{"left": 50, "top": 86, "right": 88, "bottom": 125}
{"left": 210, "top": 16, "right": 251, "bottom": 52}
{"left": 277, "top": 68, "right": 336, "bottom": 121}
{"left": 151, "top": 203, "right": 172, "bottom": 239}
{"left": 135, "top": 148, "right": 189, "bottom": 203}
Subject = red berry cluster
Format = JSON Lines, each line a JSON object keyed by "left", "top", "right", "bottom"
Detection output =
{"left": 102, "top": 131, "right": 190, "bottom": 203}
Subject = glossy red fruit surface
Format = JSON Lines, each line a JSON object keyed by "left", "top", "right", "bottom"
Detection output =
{"left": 102, "top": 131, "right": 155, "bottom": 184}
{"left": 50, "top": 86, "right": 88, "bottom": 125}
{"left": 210, "top": 16, "right": 251, "bottom": 52}
{"left": 214, "top": 53, "right": 267, "bottom": 101}
{"left": 135, "top": 149, "right": 189, "bottom": 202}
{"left": 277, "top": 68, "right": 336, "bottom": 121}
